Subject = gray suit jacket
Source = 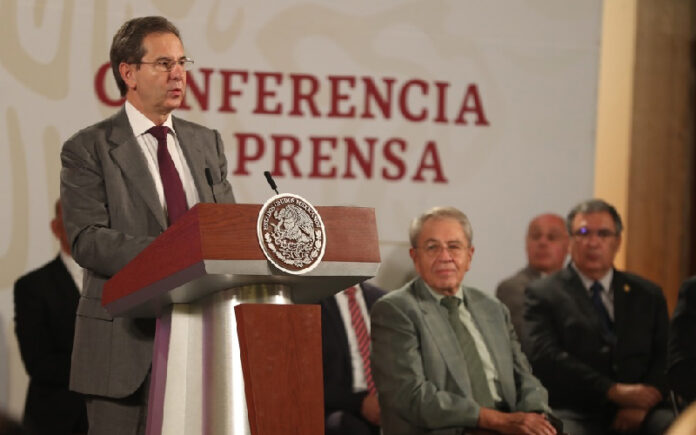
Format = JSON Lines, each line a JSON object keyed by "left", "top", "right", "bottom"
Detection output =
{"left": 496, "top": 265, "right": 541, "bottom": 348}
{"left": 371, "top": 278, "right": 550, "bottom": 435}
{"left": 60, "top": 107, "right": 235, "bottom": 398}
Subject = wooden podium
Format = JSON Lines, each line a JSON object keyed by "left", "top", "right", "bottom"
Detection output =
{"left": 101, "top": 203, "right": 380, "bottom": 435}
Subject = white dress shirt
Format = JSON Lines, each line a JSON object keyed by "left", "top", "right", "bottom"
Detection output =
{"left": 60, "top": 251, "right": 83, "bottom": 293}
{"left": 572, "top": 263, "right": 615, "bottom": 321}
{"left": 124, "top": 101, "right": 199, "bottom": 216}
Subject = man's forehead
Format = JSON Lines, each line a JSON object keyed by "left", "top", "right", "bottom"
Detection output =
{"left": 528, "top": 214, "right": 564, "bottom": 233}
{"left": 420, "top": 218, "right": 467, "bottom": 240}
{"left": 142, "top": 32, "right": 184, "bottom": 54}
{"left": 572, "top": 211, "right": 615, "bottom": 228}
{"left": 422, "top": 236, "right": 466, "bottom": 244}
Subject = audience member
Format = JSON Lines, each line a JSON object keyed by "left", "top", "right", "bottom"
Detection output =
{"left": 496, "top": 213, "right": 568, "bottom": 344}
{"left": 525, "top": 198, "right": 673, "bottom": 435}
{"left": 321, "top": 282, "right": 386, "bottom": 435}
{"left": 668, "top": 276, "right": 696, "bottom": 406}
{"left": 13, "top": 200, "right": 87, "bottom": 434}
{"left": 371, "top": 206, "right": 558, "bottom": 435}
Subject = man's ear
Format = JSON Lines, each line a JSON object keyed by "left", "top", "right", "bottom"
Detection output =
{"left": 119, "top": 62, "right": 136, "bottom": 91}
{"left": 49, "top": 217, "right": 60, "bottom": 240}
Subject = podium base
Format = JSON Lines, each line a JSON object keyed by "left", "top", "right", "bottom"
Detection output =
{"left": 147, "top": 284, "right": 299, "bottom": 435}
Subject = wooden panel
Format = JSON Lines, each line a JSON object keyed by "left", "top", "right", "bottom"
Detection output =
{"left": 236, "top": 304, "right": 323, "bottom": 435}
{"left": 625, "top": 0, "right": 695, "bottom": 313}
{"left": 103, "top": 208, "right": 206, "bottom": 306}
{"left": 319, "top": 206, "right": 380, "bottom": 263}
{"left": 198, "top": 203, "right": 265, "bottom": 260}
{"left": 103, "top": 203, "right": 380, "bottom": 307}
{"left": 197, "top": 204, "right": 380, "bottom": 263}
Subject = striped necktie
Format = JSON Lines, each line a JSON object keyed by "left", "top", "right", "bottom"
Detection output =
{"left": 345, "top": 286, "right": 376, "bottom": 395}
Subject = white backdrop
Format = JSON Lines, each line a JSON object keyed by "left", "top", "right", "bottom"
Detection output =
{"left": 0, "top": 0, "right": 601, "bottom": 417}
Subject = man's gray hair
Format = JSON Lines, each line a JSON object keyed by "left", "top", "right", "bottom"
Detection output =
{"left": 409, "top": 206, "right": 473, "bottom": 247}
{"left": 566, "top": 198, "right": 623, "bottom": 235}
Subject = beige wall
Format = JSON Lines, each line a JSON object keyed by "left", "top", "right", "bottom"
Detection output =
{"left": 595, "top": 0, "right": 695, "bottom": 313}
{"left": 594, "top": 0, "right": 637, "bottom": 270}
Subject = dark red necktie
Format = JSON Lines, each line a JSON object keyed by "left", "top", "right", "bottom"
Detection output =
{"left": 147, "top": 126, "right": 188, "bottom": 225}
{"left": 345, "top": 286, "right": 377, "bottom": 395}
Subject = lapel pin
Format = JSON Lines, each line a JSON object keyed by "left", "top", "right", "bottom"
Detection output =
{"left": 623, "top": 284, "right": 630, "bottom": 293}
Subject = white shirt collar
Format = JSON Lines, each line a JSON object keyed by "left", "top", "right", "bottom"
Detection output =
{"left": 571, "top": 263, "right": 614, "bottom": 294}
{"left": 424, "top": 281, "right": 464, "bottom": 304}
{"left": 59, "top": 251, "right": 83, "bottom": 292}
{"left": 124, "top": 100, "right": 174, "bottom": 138}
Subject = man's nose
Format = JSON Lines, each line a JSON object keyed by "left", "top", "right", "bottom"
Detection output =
{"left": 436, "top": 247, "right": 455, "bottom": 261}
{"left": 169, "top": 64, "right": 184, "bottom": 79}
{"left": 585, "top": 233, "right": 602, "bottom": 245}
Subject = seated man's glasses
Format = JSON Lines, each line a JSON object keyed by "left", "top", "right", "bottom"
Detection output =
{"left": 572, "top": 227, "right": 617, "bottom": 240}
{"left": 419, "top": 242, "right": 468, "bottom": 258}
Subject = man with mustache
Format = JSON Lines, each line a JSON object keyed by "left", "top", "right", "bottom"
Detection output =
{"left": 60, "top": 16, "right": 235, "bottom": 434}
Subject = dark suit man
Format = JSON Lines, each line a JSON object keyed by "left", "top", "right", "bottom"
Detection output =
{"left": 371, "top": 206, "right": 557, "bottom": 435}
{"left": 13, "top": 200, "right": 88, "bottom": 434}
{"left": 668, "top": 276, "right": 696, "bottom": 405}
{"left": 525, "top": 199, "right": 673, "bottom": 435}
{"left": 496, "top": 213, "right": 568, "bottom": 344}
{"left": 321, "top": 282, "right": 386, "bottom": 435}
{"left": 60, "top": 16, "right": 235, "bottom": 434}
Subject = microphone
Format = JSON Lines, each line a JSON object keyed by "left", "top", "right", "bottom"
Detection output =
{"left": 264, "top": 171, "right": 279, "bottom": 194}
{"left": 205, "top": 168, "right": 218, "bottom": 203}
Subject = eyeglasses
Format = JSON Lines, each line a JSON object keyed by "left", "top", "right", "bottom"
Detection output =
{"left": 417, "top": 242, "right": 469, "bottom": 258}
{"left": 136, "top": 57, "right": 194, "bottom": 72}
{"left": 572, "top": 227, "right": 618, "bottom": 240}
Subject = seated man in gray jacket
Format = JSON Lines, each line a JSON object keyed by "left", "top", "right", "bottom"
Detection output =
{"left": 371, "top": 206, "right": 558, "bottom": 435}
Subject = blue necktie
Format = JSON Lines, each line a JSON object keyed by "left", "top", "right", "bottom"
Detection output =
{"left": 590, "top": 281, "right": 614, "bottom": 335}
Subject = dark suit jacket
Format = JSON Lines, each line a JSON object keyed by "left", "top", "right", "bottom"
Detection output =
{"left": 320, "top": 282, "right": 386, "bottom": 416}
{"left": 13, "top": 255, "right": 88, "bottom": 434}
{"left": 496, "top": 265, "right": 541, "bottom": 347}
{"left": 668, "top": 276, "right": 696, "bottom": 403}
{"left": 60, "top": 107, "right": 235, "bottom": 398}
{"left": 371, "top": 278, "right": 550, "bottom": 435}
{"left": 525, "top": 266, "right": 669, "bottom": 412}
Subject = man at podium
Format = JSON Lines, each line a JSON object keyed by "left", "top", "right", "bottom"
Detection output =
{"left": 60, "top": 16, "right": 235, "bottom": 434}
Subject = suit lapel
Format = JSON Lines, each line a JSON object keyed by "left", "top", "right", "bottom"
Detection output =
{"left": 361, "top": 283, "right": 381, "bottom": 309}
{"left": 523, "top": 265, "right": 542, "bottom": 282}
{"left": 465, "top": 288, "right": 514, "bottom": 404}
{"left": 611, "top": 270, "right": 628, "bottom": 343}
{"left": 413, "top": 280, "right": 472, "bottom": 395}
{"left": 108, "top": 108, "right": 168, "bottom": 230}
{"left": 173, "top": 117, "right": 211, "bottom": 203}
